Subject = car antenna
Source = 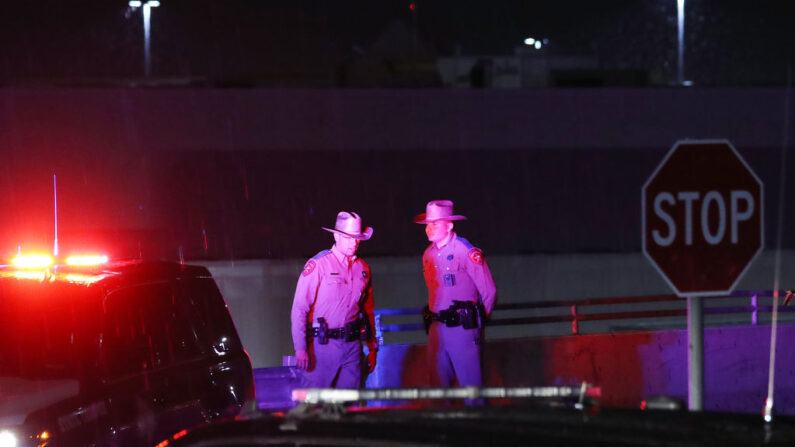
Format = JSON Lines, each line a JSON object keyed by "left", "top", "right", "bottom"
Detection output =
{"left": 52, "top": 173, "right": 59, "bottom": 257}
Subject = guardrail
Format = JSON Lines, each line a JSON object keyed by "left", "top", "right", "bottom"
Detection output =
{"left": 373, "top": 290, "right": 795, "bottom": 346}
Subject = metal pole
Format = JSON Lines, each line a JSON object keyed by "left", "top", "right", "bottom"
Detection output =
{"left": 677, "top": 0, "right": 685, "bottom": 85}
{"left": 143, "top": 3, "right": 152, "bottom": 77}
{"left": 687, "top": 295, "right": 703, "bottom": 411}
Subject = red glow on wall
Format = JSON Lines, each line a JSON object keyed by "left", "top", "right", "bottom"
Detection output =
{"left": 409, "top": 2, "right": 416, "bottom": 11}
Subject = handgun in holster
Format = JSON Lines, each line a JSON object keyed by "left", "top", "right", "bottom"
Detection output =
{"left": 357, "top": 312, "right": 373, "bottom": 342}
{"left": 342, "top": 315, "right": 370, "bottom": 342}
{"left": 452, "top": 300, "right": 479, "bottom": 329}
{"left": 316, "top": 317, "right": 329, "bottom": 345}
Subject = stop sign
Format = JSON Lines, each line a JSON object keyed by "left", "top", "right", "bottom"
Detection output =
{"left": 642, "top": 140, "right": 764, "bottom": 297}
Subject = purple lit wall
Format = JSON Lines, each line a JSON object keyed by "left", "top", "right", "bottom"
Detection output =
{"left": 365, "top": 323, "right": 795, "bottom": 413}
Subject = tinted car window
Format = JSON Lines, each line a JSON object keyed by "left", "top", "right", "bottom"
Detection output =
{"left": 176, "top": 277, "right": 243, "bottom": 355}
{"left": 102, "top": 281, "right": 201, "bottom": 377}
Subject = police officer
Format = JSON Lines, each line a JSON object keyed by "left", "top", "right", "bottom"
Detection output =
{"left": 415, "top": 200, "right": 497, "bottom": 388}
{"left": 291, "top": 211, "right": 378, "bottom": 388}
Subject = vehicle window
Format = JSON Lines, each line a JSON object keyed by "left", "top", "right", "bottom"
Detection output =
{"left": 176, "top": 277, "right": 242, "bottom": 354}
{"left": 102, "top": 281, "right": 202, "bottom": 378}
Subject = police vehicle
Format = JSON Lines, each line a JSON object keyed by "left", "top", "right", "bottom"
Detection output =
{"left": 0, "top": 254, "right": 255, "bottom": 446}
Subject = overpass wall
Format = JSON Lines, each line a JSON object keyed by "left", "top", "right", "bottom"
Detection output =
{"left": 0, "top": 88, "right": 793, "bottom": 259}
{"left": 206, "top": 250, "right": 795, "bottom": 369}
{"left": 362, "top": 323, "right": 795, "bottom": 414}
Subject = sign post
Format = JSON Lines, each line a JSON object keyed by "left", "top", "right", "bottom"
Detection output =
{"left": 642, "top": 139, "right": 764, "bottom": 410}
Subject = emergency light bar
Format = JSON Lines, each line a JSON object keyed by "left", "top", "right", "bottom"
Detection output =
{"left": 9, "top": 254, "right": 108, "bottom": 269}
{"left": 11, "top": 254, "right": 54, "bottom": 269}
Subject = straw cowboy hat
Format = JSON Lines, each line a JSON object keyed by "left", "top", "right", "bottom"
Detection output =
{"left": 323, "top": 211, "right": 373, "bottom": 240}
{"left": 414, "top": 200, "right": 467, "bottom": 224}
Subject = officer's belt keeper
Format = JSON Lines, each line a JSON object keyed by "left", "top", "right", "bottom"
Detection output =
{"left": 310, "top": 316, "right": 370, "bottom": 344}
{"left": 422, "top": 300, "right": 482, "bottom": 333}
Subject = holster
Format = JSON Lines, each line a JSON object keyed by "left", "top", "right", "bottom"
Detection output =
{"left": 423, "top": 301, "right": 481, "bottom": 331}
{"left": 357, "top": 312, "right": 373, "bottom": 342}
{"left": 452, "top": 300, "right": 479, "bottom": 329}
{"left": 315, "top": 317, "right": 329, "bottom": 345}
{"left": 343, "top": 316, "right": 371, "bottom": 342}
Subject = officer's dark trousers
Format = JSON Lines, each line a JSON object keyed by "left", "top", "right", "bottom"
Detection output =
{"left": 304, "top": 338, "right": 362, "bottom": 388}
{"left": 427, "top": 321, "right": 482, "bottom": 387}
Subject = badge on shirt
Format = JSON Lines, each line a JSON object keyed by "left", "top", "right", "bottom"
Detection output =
{"left": 468, "top": 248, "right": 484, "bottom": 265}
{"left": 443, "top": 273, "right": 456, "bottom": 287}
{"left": 302, "top": 260, "right": 316, "bottom": 276}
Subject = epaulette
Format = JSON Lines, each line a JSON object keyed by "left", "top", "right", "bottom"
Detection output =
{"left": 311, "top": 250, "right": 332, "bottom": 260}
{"left": 302, "top": 250, "right": 331, "bottom": 277}
{"left": 457, "top": 236, "right": 475, "bottom": 250}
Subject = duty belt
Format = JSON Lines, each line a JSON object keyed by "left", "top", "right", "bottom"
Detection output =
{"left": 311, "top": 326, "right": 349, "bottom": 340}
{"left": 310, "top": 317, "right": 369, "bottom": 344}
{"left": 422, "top": 300, "right": 482, "bottom": 332}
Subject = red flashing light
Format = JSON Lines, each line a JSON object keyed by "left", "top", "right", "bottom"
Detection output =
{"left": 172, "top": 429, "right": 188, "bottom": 440}
{"left": 65, "top": 255, "right": 109, "bottom": 266}
{"left": 11, "top": 254, "right": 53, "bottom": 269}
{"left": 409, "top": 2, "right": 416, "bottom": 11}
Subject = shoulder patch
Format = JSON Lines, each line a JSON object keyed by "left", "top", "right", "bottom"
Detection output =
{"left": 302, "top": 260, "right": 317, "bottom": 276}
{"left": 457, "top": 237, "right": 474, "bottom": 250}
{"left": 311, "top": 249, "right": 331, "bottom": 261}
{"left": 468, "top": 248, "right": 484, "bottom": 265}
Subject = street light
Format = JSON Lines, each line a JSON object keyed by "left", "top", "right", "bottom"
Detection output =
{"left": 129, "top": 0, "right": 160, "bottom": 77}
{"left": 523, "top": 37, "right": 548, "bottom": 50}
{"left": 677, "top": 0, "right": 685, "bottom": 85}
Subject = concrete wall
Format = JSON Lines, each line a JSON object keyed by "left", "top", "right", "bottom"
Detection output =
{"left": 362, "top": 323, "right": 795, "bottom": 415}
{"left": 206, "top": 249, "right": 795, "bottom": 369}
{"left": 0, "top": 88, "right": 794, "bottom": 260}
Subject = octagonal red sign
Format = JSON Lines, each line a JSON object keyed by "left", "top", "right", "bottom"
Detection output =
{"left": 642, "top": 140, "right": 764, "bottom": 297}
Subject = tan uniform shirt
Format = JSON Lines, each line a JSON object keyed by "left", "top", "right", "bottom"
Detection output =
{"left": 291, "top": 246, "right": 375, "bottom": 352}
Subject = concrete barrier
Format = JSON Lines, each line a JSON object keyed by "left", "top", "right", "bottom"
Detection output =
{"left": 256, "top": 322, "right": 795, "bottom": 415}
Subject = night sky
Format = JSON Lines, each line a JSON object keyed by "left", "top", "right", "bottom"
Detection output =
{"left": 0, "top": 1, "right": 791, "bottom": 86}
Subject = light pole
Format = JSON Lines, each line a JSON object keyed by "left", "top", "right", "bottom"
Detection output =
{"left": 677, "top": 0, "right": 685, "bottom": 85}
{"left": 129, "top": 0, "right": 160, "bottom": 77}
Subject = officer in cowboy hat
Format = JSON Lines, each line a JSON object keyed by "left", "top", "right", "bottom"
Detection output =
{"left": 290, "top": 211, "right": 377, "bottom": 388}
{"left": 415, "top": 200, "right": 497, "bottom": 388}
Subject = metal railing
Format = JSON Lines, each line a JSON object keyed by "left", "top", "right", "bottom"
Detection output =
{"left": 373, "top": 290, "right": 795, "bottom": 346}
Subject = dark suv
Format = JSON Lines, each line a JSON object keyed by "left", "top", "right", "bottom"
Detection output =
{"left": 0, "top": 259, "right": 255, "bottom": 446}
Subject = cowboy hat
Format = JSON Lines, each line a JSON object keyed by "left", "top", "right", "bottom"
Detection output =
{"left": 323, "top": 211, "right": 373, "bottom": 240}
{"left": 414, "top": 200, "right": 467, "bottom": 224}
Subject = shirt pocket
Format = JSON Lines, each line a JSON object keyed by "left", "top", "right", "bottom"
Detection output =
{"left": 326, "top": 276, "right": 345, "bottom": 286}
